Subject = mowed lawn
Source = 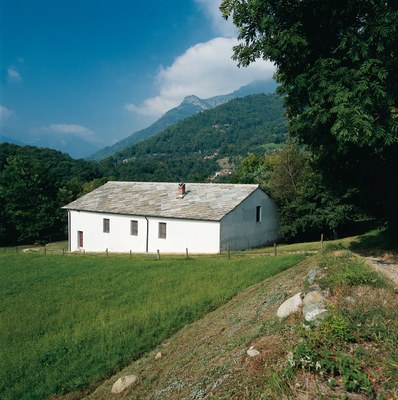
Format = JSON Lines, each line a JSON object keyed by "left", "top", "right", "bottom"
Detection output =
{"left": 0, "top": 251, "right": 304, "bottom": 399}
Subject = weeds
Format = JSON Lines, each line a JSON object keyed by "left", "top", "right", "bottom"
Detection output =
{"left": 278, "top": 250, "right": 398, "bottom": 398}
{"left": 286, "top": 309, "right": 374, "bottom": 396}
{"left": 319, "top": 252, "right": 387, "bottom": 290}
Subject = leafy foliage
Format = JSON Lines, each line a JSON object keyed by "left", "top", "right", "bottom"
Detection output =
{"left": 221, "top": 0, "right": 398, "bottom": 226}
{"left": 230, "top": 144, "right": 359, "bottom": 241}
{"left": 0, "top": 144, "right": 104, "bottom": 245}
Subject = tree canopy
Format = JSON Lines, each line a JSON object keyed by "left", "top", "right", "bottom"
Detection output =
{"left": 0, "top": 144, "right": 105, "bottom": 245}
{"left": 221, "top": 0, "right": 398, "bottom": 225}
{"left": 231, "top": 144, "right": 359, "bottom": 241}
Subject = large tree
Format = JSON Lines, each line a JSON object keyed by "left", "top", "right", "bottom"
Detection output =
{"left": 0, "top": 155, "right": 62, "bottom": 245}
{"left": 221, "top": 0, "right": 398, "bottom": 226}
{"left": 231, "top": 144, "right": 358, "bottom": 241}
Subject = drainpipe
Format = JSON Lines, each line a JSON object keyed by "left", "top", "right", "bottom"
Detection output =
{"left": 67, "top": 210, "right": 71, "bottom": 252}
{"left": 145, "top": 216, "right": 149, "bottom": 253}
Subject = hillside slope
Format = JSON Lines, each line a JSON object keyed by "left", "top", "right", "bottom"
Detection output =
{"left": 100, "top": 93, "right": 286, "bottom": 182}
{"left": 74, "top": 248, "right": 398, "bottom": 400}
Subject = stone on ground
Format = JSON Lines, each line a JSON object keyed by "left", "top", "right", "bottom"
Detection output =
{"left": 302, "top": 303, "right": 328, "bottom": 323}
{"left": 111, "top": 374, "right": 138, "bottom": 394}
{"left": 277, "top": 292, "right": 302, "bottom": 319}
{"left": 247, "top": 347, "right": 260, "bottom": 357}
{"left": 302, "top": 290, "right": 325, "bottom": 306}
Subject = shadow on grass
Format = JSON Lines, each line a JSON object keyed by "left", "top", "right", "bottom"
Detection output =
{"left": 349, "top": 227, "right": 398, "bottom": 253}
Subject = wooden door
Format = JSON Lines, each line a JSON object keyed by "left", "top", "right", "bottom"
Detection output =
{"left": 78, "top": 231, "right": 83, "bottom": 248}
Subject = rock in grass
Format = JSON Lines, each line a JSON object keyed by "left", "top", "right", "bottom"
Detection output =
{"left": 302, "top": 303, "right": 328, "bottom": 322}
{"left": 111, "top": 374, "right": 138, "bottom": 394}
{"left": 302, "top": 290, "right": 328, "bottom": 324}
{"left": 345, "top": 296, "right": 355, "bottom": 304}
{"left": 306, "top": 269, "right": 319, "bottom": 284}
{"left": 277, "top": 292, "right": 302, "bottom": 319}
{"left": 247, "top": 347, "right": 260, "bottom": 357}
{"left": 302, "top": 290, "right": 325, "bottom": 306}
{"left": 155, "top": 352, "right": 162, "bottom": 360}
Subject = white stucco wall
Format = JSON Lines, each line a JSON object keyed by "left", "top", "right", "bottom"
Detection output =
{"left": 146, "top": 217, "right": 220, "bottom": 254}
{"left": 220, "top": 188, "right": 278, "bottom": 251}
{"left": 68, "top": 210, "right": 220, "bottom": 254}
{"left": 68, "top": 210, "right": 147, "bottom": 252}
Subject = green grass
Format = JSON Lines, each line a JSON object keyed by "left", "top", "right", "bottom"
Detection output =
{"left": 250, "top": 236, "right": 354, "bottom": 254}
{"left": 318, "top": 251, "right": 388, "bottom": 289}
{"left": 0, "top": 251, "right": 304, "bottom": 400}
{"left": 349, "top": 227, "right": 398, "bottom": 252}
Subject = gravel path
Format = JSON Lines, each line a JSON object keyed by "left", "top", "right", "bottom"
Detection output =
{"left": 365, "top": 256, "right": 398, "bottom": 286}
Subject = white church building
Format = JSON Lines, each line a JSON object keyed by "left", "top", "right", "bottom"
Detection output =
{"left": 63, "top": 181, "right": 278, "bottom": 254}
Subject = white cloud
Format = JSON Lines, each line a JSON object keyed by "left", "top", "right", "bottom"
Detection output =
{"left": 7, "top": 66, "right": 22, "bottom": 83}
{"left": 194, "top": 0, "right": 236, "bottom": 37}
{"left": 43, "top": 124, "right": 96, "bottom": 140}
{"left": 0, "top": 105, "right": 15, "bottom": 120}
{"left": 126, "top": 37, "right": 275, "bottom": 117}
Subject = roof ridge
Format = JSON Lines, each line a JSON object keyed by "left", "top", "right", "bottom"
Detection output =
{"left": 63, "top": 181, "right": 262, "bottom": 221}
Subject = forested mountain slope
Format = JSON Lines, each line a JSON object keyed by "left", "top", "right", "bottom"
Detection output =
{"left": 99, "top": 93, "right": 287, "bottom": 182}
{"left": 89, "top": 79, "right": 278, "bottom": 160}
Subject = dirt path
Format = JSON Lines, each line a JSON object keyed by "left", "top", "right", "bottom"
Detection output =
{"left": 365, "top": 255, "right": 398, "bottom": 286}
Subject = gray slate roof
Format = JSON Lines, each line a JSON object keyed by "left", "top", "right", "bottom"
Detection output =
{"left": 63, "top": 181, "right": 260, "bottom": 221}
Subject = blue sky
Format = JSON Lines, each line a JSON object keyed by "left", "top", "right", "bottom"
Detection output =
{"left": 0, "top": 0, "right": 275, "bottom": 148}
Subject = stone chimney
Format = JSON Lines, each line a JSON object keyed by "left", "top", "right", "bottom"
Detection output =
{"left": 177, "top": 183, "right": 186, "bottom": 198}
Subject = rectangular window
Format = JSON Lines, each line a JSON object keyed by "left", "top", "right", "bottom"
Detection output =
{"left": 158, "top": 222, "right": 167, "bottom": 239}
{"left": 103, "top": 218, "right": 110, "bottom": 233}
{"left": 130, "top": 220, "right": 138, "bottom": 236}
{"left": 256, "top": 206, "right": 262, "bottom": 222}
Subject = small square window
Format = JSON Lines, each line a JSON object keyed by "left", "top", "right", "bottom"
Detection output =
{"left": 158, "top": 222, "right": 167, "bottom": 239}
{"left": 256, "top": 206, "right": 261, "bottom": 222}
{"left": 130, "top": 220, "right": 138, "bottom": 236}
{"left": 103, "top": 218, "right": 110, "bottom": 233}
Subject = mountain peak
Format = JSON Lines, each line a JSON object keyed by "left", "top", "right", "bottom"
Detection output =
{"left": 88, "top": 79, "right": 277, "bottom": 160}
{"left": 182, "top": 95, "right": 201, "bottom": 103}
{"left": 180, "top": 95, "right": 209, "bottom": 110}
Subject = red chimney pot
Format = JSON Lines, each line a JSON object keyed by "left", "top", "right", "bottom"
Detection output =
{"left": 177, "top": 183, "right": 186, "bottom": 198}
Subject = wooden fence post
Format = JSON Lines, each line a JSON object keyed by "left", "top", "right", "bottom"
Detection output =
{"left": 186, "top": 248, "right": 189, "bottom": 259}
{"left": 227, "top": 245, "right": 230, "bottom": 259}
{"left": 274, "top": 243, "right": 277, "bottom": 256}
{"left": 157, "top": 249, "right": 160, "bottom": 260}
{"left": 321, "top": 234, "right": 324, "bottom": 250}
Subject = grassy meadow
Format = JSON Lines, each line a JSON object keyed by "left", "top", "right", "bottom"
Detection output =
{"left": 0, "top": 250, "right": 304, "bottom": 399}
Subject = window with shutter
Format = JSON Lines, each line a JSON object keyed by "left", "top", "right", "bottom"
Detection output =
{"left": 103, "top": 218, "right": 110, "bottom": 233}
{"left": 158, "top": 222, "right": 167, "bottom": 239}
{"left": 130, "top": 220, "right": 138, "bottom": 236}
